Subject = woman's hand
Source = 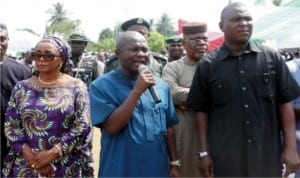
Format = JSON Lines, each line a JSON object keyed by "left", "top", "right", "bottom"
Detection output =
{"left": 21, "top": 144, "right": 36, "bottom": 168}
{"left": 36, "top": 164, "right": 56, "bottom": 177}
{"left": 32, "top": 147, "right": 60, "bottom": 169}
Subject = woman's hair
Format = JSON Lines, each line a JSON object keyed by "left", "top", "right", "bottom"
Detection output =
{"left": 35, "top": 35, "right": 71, "bottom": 74}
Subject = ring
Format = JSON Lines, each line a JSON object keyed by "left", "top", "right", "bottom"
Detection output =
{"left": 31, "top": 164, "right": 35, "bottom": 169}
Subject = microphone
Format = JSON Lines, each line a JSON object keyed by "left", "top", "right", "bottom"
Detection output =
{"left": 138, "top": 65, "right": 162, "bottom": 103}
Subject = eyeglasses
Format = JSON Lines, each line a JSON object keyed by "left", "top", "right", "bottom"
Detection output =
{"left": 188, "top": 37, "right": 209, "bottom": 43}
{"left": 32, "top": 53, "right": 61, "bottom": 61}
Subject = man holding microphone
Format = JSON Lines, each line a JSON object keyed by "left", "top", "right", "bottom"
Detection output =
{"left": 90, "top": 31, "right": 180, "bottom": 177}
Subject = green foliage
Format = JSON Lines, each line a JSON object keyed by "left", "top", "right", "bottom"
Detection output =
{"left": 148, "top": 31, "right": 165, "bottom": 53}
{"left": 88, "top": 38, "right": 116, "bottom": 53}
{"left": 45, "top": 19, "right": 82, "bottom": 40}
{"left": 98, "top": 28, "right": 114, "bottom": 41}
{"left": 45, "top": 2, "right": 82, "bottom": 40}
{"left": 155, "top": 13, "right": 176, "bottom": 37}
{"left": 16, "top": 28, "right": 40, "bottom": 37}
{"left": 47, "top": 2, "right": 69, "bottom": 25}
{"left": 272, "top": 0, "right": 282, "bottom": 6}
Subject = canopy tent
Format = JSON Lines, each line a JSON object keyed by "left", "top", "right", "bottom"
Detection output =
{"left": 207, "top": 31, "right": 224, "bottom": 51}
{"left": 8, "top": 30, "right": 40, "bottom": 56}
{"left": 252, "top": 6, "right": 300, "bottom": 49}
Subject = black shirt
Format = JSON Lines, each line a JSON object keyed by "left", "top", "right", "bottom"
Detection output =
{"left": 186, "top": 42, "right": 300, "bottom": 177}
{"left": 0, "top": 57, "right": 31, "bottom": 169}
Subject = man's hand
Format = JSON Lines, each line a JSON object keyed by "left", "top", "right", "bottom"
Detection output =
{"left": 281, "top": 148, "right": 300, "bottom": 178}
{"left": 169, "top": 166, "right": 180, "bottom": 177}
{"left": 134, "top": 69, "right": 155, "bottom": 94}
{"left": 198, "top": 156, "right": 214, "bottom": 178}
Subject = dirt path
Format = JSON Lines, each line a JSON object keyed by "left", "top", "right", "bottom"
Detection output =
{"left": 92, "top": 127, "right": 101, "bottom": 176}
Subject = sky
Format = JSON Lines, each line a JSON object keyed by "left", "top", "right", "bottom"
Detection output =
{"left": 0, "top": 0, "right": 277, "bottom": 52}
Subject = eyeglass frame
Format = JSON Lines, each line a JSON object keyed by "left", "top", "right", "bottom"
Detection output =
{"left": 31, "top": 52, "right": 61, "bottom": 61}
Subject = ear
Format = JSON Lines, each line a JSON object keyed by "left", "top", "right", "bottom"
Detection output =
{"left": 219, "top": 21, "right": 224, "bottom": 32}
{"left": 182, "top": 38, "right": 187, "bottom": 48}
{"left": 115, "top": 49, "right": 120, "bottom": 58}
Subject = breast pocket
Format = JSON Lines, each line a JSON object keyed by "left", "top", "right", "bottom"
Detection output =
{"left": 210, "top": 79, "right": 230, "bottom": 106}
{"left": 257, "top": 72, "right": 276, "bottom": 99}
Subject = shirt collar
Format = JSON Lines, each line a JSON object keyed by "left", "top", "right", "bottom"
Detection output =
{"left": 218, "top": 42, "right": 263, "bottom": 60}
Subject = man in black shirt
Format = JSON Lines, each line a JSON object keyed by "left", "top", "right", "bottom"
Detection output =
{"left": 187, "top": 2, "right": 300, "bottom": 177}
{"left": 0, "top": 23, "right": 31, "bottom": 173}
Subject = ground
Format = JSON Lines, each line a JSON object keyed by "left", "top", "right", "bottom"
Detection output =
{"left": 92, "top": 127, "right": 101, "bottom": 176}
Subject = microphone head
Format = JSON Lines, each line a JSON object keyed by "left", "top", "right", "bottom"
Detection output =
{"left": 138, "top": 64, "right": 147, "bottom": 74}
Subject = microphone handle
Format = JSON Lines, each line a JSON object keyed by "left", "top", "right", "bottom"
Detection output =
{"left": 149, "top": 86, "right": 162, "bottom": 103}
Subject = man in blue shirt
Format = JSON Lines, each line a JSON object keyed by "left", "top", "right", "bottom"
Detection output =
{"left": 90, "top": 31, "right": 179, "bottom": 177}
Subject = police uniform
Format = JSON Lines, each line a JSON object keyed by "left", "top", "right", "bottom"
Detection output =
{"left": 165, "top": 35, "right": 183, "bottom": 45}
{"left": 68, "top": 33, "right": 99, "bottom": 87}
{"left": 165, "top": 35, "right": 184, "bottom": 62}
{"left": 104, "top": 18, "right": 166, "bottom": 77}
{"left": 104, "top": 53, "right": 164, "bottom": 77}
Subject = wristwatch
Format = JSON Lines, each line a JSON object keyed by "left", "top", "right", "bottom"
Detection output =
{"left": 170, "top": 160, "right": 181, "bottom": 167}
{"left": 196, "top": 151, "right": 209, "bottom": 159}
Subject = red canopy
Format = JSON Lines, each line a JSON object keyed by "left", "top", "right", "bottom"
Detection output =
{"left": 207, "top": 31, "right": 224, "bottom": 51}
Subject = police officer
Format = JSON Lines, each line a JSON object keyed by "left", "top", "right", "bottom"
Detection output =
{"left": 165, "top": 35, "right": 184, "bottom": 62}
{"left": 68, "top": 33, "right": 99, "bottom": 87}
{"left": 104, "top": 18, "right": 168, "bottom": 77}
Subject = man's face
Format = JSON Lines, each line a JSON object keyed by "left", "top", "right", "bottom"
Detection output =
{"left": 219, "top": 5, "right": 253, "bottom": 44}
{"left": 117, "top": 34, "right": 149, "bottom": 76}
{"left": 126, "top": 25, "right": 150, "bottom": 40}
{"left": 69, "top": 40, "right": 87, "bottom": 56}
{"left": 183, "top": 33, "right": 208, "bottom": 61}
{"left": 0, "top": 29, "right": 9, "bottom": 60}
{"left": 167, "top": 42, "right": 184, "bottom": 61}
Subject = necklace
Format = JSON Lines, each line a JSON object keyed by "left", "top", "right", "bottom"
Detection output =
{"left": 38, "top": 73, "right": 62, "bottom": 85}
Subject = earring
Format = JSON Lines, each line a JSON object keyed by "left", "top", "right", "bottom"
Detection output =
{"left": 58, "top": 63, "right": 63, "bottom": 70}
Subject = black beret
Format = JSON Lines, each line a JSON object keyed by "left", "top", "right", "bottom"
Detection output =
{"left": 68, "top": 33, "right": 88, "bottom": 42}
{"left": 182, "top": 22, "right": 207, "bottom": 35}
{"left": 0, "top": 22, "right": 7, "bottom": 30}
{"left": 165, "top": 35, "right": 183, "bottom": 44}
{"left": 121, "top": 18, "right": 150, "bottom": 31}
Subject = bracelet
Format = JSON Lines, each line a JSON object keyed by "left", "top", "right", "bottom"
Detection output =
{"left": 170, "top": 160, "right": 181, "bottom": 166}
{"left": 54, "top": 144, "right": 63, "bottom": 157}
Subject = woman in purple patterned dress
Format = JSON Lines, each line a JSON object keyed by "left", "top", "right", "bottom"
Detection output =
{"left": 3, "top": 36, "right": 93, "bottom": 177}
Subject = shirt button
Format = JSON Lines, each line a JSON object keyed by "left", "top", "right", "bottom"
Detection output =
{"left": 244, "top": 104, "right": 249, "bottom": 108}
{"left": 245, "top": 120, "right": 250, "bottom": 125}
{"left": 241, "top": 86, "right": 247, "bottom": 91}
{"left": 240, "top": 70, "right": 245, "bottom": 74}
{"left": 248, "top": 139, "right": 252, "bottom": 143}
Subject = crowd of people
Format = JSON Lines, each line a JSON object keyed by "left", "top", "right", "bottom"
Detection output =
{"left": 1, "top": 2, "right": 300, "bottom": 177}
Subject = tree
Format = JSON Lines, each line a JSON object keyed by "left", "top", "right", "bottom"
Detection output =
{"left": 45, "top": 2, "right": 82, "bottom": 39}
{"left": 47, "top": 2, "right": 68, "bottom": 25}
{"left": 17, "top": 28, "right": 40, "bottom": 37}
{"left": 148, "top": 31, "right": 165, "bottom": 53}
{"left": 45, "top": 20, "right": 81, "bottom": 39}
{"left": 98, "top": 28, "right": 114, "bottom": 41}
{"left": 155, "top": 13, "right": 176, "bottom": 37}
{"left": 272, "top": 0, "right": 282, "bottom": 6}
{"left": 98, "top": 38, "right": 116, "bottom": 52}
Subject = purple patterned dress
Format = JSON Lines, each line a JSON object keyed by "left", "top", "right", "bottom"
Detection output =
{"left": 3, "top": 79, "right": 94, "bottom": 177}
